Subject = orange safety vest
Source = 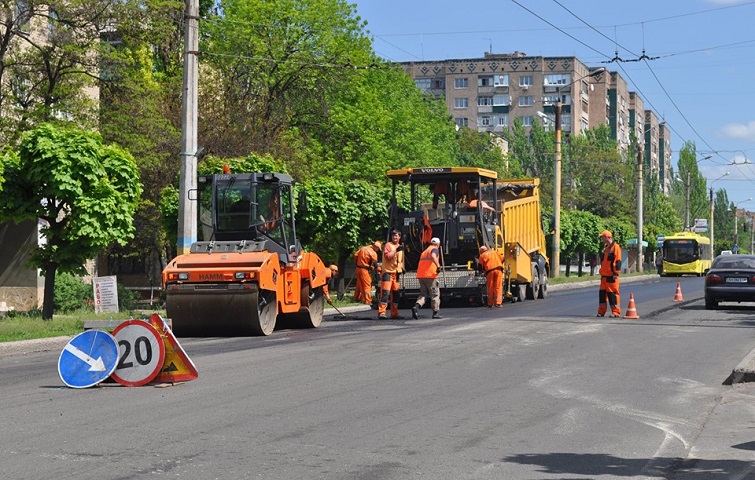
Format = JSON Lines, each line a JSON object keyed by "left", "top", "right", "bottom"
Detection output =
{"left": 416, "top": 245, "right": 440, "bottom": 279}
{"left": 382, "top": 242, "right": 404, "bottom": 274}
{"left": 599, "top": 241, "right": 622, "bottom": 277}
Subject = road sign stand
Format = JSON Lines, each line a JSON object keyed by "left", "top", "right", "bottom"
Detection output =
{"left": 148, "top": 313, "right": 199, "bottom": 383}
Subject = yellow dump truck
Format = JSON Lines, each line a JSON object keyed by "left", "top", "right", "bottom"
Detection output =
{"left": 495, "top": 178, "right": 550, "bottom": 302}
{"left": 385, "top": 167, "right": 549, "bottom": 305}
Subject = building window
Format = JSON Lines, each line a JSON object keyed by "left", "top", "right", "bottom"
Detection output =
{"left": 478, "top": 116, "right": 491, "bottom": 126}
{"left": 432, "top": 78, "right": 445, "bottom": 90}
{"left": 544, "top": 74, "right": 570, "bottom": 86}
{"left": 454, "top": 97, "right": 469, "bottom": 109}
{"left": 518, "top": 96, "right": 534, "bottom": 107}
{"left": 520, "top": 116, "right": 534, "bottom": 127}
{"left": 478, "top": 75, "right": 494, "bottom": 87}
{"left": 455, "top": 117, "right": 469, "bottom": 127}
{"left": 543, "top": 94, "right": 567, "bottom": 105}
{"left": 493, "top": 95, "right": 510, "bottom": 106}
{"left": 519, "top": 75, "right": 534, "bottom": 87}
{"left": 454, "top": 78, "right": 468, "bottom": 89}
{"left": 497, "top": 115, "right": 509, "bottom": 127}
{"left": 494, "top": 74, "right": 509, "bottom": 87}
{"left": 478, "top": 96, "right": 494, "bottom": 106}
{"left": 415, "top": 78, "right": 431, "bottom": 91}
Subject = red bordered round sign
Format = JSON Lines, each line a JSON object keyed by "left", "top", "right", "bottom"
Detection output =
{"left": 111, "top": 320, "right": 166, "bottom": 387}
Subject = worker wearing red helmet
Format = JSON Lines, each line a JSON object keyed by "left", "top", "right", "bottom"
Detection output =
{"left": 353, "top": 241, "right": 382, "bottom": 305}
{"left": 597, "top": 230, "right": 622, "bottom": 317}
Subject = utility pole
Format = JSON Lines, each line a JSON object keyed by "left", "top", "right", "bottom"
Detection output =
{"left": 684, "top": 172, "right": 690, "bottom": 230}
{"left": 709, "top": 187, "right": 715, "bottom": 261}
{"left": 552, "top": 96, "right": 562, "bottom": 278}
{"left": 177, "top": 0, "right": 200, "bottom": 255}
{"left": 637, "top": 148, "right": 643, "bottom": 272}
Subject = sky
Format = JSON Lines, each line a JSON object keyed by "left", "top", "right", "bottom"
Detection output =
{"left": 353, "top": 0, "right": 755, "bottom": 214}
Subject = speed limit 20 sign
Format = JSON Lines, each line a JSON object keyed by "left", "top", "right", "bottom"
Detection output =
{"left": 111, "top": 320, "right": 166, "bottom": 387}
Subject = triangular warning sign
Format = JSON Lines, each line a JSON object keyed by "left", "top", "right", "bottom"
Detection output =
{"left": 149, "top": 314, "right": 198, "bottom": 382}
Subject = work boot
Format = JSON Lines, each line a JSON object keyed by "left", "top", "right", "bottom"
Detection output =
{"left": 391, "top": 315, "right": 405, "bottom": 320}
{"left": 411, "top": 304, "right": 419, "bottom": 319}
{"left": 596, "top": 313, "right": 604, "bottom": 317}
{"left": 378, "top": 314, "right": 387, "bottom": 319}
{"left": 432, "top": 311, "right": 442, "bottom": 319}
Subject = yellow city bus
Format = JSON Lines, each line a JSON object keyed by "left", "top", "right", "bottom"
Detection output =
{"left": 661, "top": 231, "right": 712, "bottom": 276}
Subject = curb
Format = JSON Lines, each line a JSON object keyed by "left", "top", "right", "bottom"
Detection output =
{"left": 729, "top": 347, "right": 755, "bottom": 384}
{"left": 0, "top": 335, "right": 72, "bottom": 358}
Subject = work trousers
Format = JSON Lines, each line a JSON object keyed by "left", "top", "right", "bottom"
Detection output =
{"left": 415, "top": 277, "right": 440, "bottom": 312}
{"left": 353, "top": 267, "right": 374, "bottom": 305}
{"left": 485, "top": 268, "right": 504, "bottom": 306}
{"left": 378, "top": 272, "right": 401, "bottom": 318}
{"left": 598, "top": 275, "right": 621, "bottom": 316}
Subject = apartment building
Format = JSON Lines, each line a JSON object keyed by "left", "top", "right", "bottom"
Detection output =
{"left": 658, "top": 122, "right": 672, "bottom": 193}
{"left": 402, "top": 52, "right": 601, "bottom": 137}
{"left": 402, "top": 51, "right": 669, "bottom": 191}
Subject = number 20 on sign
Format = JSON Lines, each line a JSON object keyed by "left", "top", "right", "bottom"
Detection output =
{"left": 111, "top": 320, "right": 166, "bottom": 387}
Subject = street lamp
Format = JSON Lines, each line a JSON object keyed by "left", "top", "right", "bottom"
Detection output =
{"left": 733, "top": 198, "right": 752, "bottom": 252}
{"left": 552, "top": 67, "right": 606, "bottom": 278}
{"left": 709, "top": 171, "right": 730, "bottom": 260}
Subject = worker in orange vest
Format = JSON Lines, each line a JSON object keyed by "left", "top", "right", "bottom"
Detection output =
{"left": 353, "top": 241, "right": 381, "bottom": 305}
{"left": 597, "top": 230, "right": 622, "bottom": 317}
{"left": 378, "top": 230, "right": 404, "bottom": 319}
{"left": 478, "top": 245, "right": 504, "bottom": 308}
{"left": 323, "top": 264, "right": 339, "bottom": 305}
{"left": 412, "top": 237, "right": 442, "bottom": 319}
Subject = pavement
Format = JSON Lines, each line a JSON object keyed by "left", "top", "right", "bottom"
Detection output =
{"left": 2, "top": 286, "right": 754, "bottom": 475}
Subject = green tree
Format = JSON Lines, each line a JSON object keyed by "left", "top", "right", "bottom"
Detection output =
{"left": 566, "top": 125, "right": 632, "bottom": 218}
{"left": 296, "top": 178, "right": 388, "bottom": 268}
{"left": 303, "top": 66, "right": 459, "bottom": 181}
{"left": 200, "top": 0, "right": 373, "bottom": 159}
{"left": 560, "top": 209, "right": 603, "bottom": 276}
{"left": 713, "top": 188, "right": 731, "bottom": 255}
{"left": 672, "top": 141, "right": 707, "bottom": 229}
{"left": 0, "top": 123, "right": 142, "bottom": 319}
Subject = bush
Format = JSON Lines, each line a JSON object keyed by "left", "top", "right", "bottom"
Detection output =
{"left": 117, "top": 283, "right": 138, "bottom": 311}
{"left": 54, "top": 273, "right": 140, "bottom": 313}
{"left": 54, "top": 272, "right": 94, "bottom": 312}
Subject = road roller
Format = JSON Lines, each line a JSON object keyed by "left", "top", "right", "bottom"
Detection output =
{"left": 162, "top": 172, "right": 329, "bottom": 336}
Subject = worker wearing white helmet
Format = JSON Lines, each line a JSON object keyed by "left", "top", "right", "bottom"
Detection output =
{"left": 412, "top": 237, "right": 443, "bottom": 319}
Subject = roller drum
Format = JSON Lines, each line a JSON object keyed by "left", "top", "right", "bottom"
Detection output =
{"left": 166, "top": 283, "right": 277, "bottom": 336}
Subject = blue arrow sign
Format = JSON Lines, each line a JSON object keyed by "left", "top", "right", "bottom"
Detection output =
{"left": 58, "top": 330, "right": 119, "bottom": 388}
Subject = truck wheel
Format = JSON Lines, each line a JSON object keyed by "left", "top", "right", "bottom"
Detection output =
{"left": 526, "top": 266, "right": 539, "bottom": 300}
{"left": 513, "top": 284, "right": 526, "bottom": 303}
{"left": 538, "top": 272, "right": 549, "bottom": 299}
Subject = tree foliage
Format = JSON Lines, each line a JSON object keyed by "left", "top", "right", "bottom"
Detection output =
{"left": 0, "top": 123, "right": 142, "bottom": 319}
{"left": 302, "top": 66, "right": 459, "bottom": 181}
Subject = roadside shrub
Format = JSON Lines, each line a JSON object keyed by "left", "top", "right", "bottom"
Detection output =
{"left": 54, "top": 273, "right": 94, "bottom": 312}
{"left": 117, "top": 283, "right": 138, "bottom": 311}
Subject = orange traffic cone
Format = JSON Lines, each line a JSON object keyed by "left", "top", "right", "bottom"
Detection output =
{"left": 673, "top": 282, "right": 684, "bottom": 302}
{"left": 624, "top": 293, "right": 640, "bottom": 319}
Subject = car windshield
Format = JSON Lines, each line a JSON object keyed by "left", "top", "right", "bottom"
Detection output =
{"left": 713, "top": 256, "right": 755, "bottom": 269}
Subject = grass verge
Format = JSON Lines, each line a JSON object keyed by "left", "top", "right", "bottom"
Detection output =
{"left": 0, "top": 310, "right": 163, "bottom": 343}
